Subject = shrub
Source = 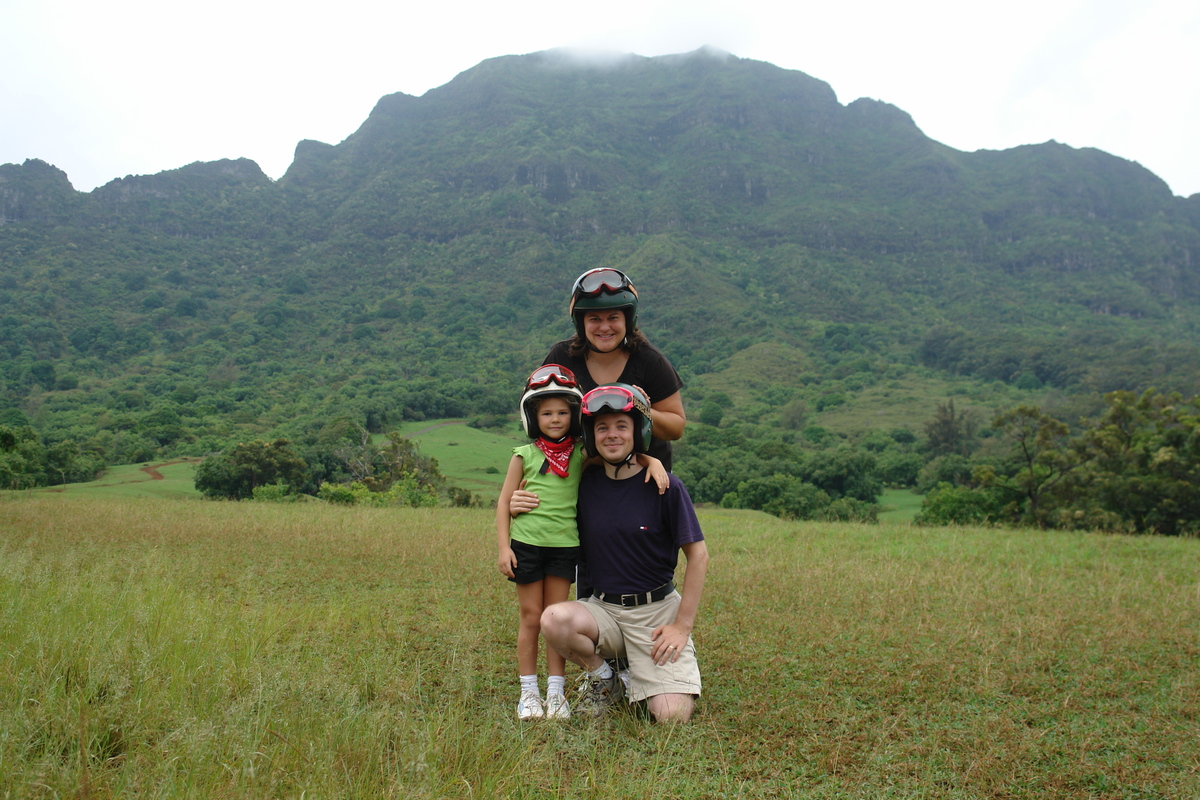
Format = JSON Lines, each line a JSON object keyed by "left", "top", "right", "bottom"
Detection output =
{"left": 915, "top": 482, "right": 1002, "bottom": 526}
{"left": 251, "top": 482, "right": 301, "bottom": 503}
{"left": 317, "top": 476, "right": 439, "bottom": 507}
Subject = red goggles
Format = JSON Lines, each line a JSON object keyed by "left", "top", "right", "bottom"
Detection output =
{"left": 527, "top": 364, "right": 577, "bottom": 390}
{"left": 582, "top": 385, "right": 639, "bottom": 416}
{"left": 573, "top": 268, "right": 633, "bottom": 298}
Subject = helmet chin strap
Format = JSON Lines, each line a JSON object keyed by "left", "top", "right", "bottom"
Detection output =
{"left": 602, "top": 452, "right": 637, "bottom": 474}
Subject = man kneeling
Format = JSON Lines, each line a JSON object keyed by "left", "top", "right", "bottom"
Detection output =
{"left": 540, "top": 384, "right": 709, "bottom": 723}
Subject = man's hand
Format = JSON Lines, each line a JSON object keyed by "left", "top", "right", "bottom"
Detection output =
{"left": 650, "top": 623, "right": 691, "bottom": 666}
{"left": 509, "top": 480, "right": 539, "bottom": 516}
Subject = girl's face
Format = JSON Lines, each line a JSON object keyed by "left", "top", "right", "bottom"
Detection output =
{"left": 582, "top": 309, "right": 626, "bottom": 353}
{"left": 536, "top": 397, "right": 573, "bottom": 439}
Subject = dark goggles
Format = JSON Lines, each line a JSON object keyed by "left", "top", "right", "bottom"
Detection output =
{"left": 582, "top": 385, "right": 640, "bottom": 416}
{"left": 573, "top": 268, "right": 633, "bottom": 298}
{"left": 527, "top": 364, "right": 577, "bottom": 390}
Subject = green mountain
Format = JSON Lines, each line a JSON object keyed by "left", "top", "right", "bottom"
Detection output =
{"left": 2, "top": 47, "right": 1199, "bottom": 478}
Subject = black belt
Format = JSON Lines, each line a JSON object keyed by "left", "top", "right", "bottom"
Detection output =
{"left": 596, "top": 581, "right": 674, "bottom": 608}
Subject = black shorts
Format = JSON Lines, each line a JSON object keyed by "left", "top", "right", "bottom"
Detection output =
{"left": 508, "top": 540, "right": 579, "bottom": 585}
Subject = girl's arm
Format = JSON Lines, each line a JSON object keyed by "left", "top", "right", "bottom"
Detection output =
{"left": 495, "top": 455, "right": 525, "bottom": 578}
{"left": 636, "top": 453, "right": 669, "bottom": 494}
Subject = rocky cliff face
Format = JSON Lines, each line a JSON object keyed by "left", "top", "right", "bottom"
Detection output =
{"left": 0, "top": 159, "right": 79, "bottom": 225}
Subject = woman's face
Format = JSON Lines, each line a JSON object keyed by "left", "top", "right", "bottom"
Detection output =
{"left": 582, "top": 309, "right": 626, "bottom": 352}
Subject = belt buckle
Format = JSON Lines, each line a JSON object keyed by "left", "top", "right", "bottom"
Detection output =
{"left": 619, "top": 592, "right": 640, "bottom": 607}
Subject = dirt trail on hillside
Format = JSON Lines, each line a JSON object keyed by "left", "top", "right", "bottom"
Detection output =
{"left": 45, "top": 460, "right": 193, "bottom": 492}
{"left": 140, "top": 463, "right": 168, "bottom": 480}
{"left": 410, "top": 420, "right": 466, "bottom": 437}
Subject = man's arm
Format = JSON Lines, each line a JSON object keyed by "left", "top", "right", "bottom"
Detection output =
{"left": 650, "top": 539, "right": 708, "bottom": 665}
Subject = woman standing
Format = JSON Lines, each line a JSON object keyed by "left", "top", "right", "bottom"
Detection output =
{"left": 541, "top": 268, "right": 686, "bottom": 470}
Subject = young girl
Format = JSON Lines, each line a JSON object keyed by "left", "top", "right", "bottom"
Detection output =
{"left": 496, "top": 364, "right": 667, "bottom": 720}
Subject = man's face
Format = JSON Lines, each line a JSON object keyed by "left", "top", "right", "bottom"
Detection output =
{"left": 592, "top": 412, "right": 635, "bottom": 462}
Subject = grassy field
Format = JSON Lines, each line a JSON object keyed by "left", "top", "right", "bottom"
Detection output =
{"left": 877, "top": 489, "right": 924, "bottom": 523}
{"left": 27, "top": 423, "right": 517, "bottom": 506}
{"left": 1, "top": 494, "right": 1196, "bottom": 798}
{"left": 29, "top": 424, "right": 925, "bottom": 522}
{"left": 391, "top": 419, "right": 521, "bottom": 504}
{"left": 29, "top": 460, "right": 204, "bottom": 501}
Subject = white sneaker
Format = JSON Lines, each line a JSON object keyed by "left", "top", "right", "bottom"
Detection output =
{"left": 545, "top": 691, "right": 571, "bottom": 720}
{"left": 517, "top": 690, "right": 545, "bottom": 721}
{"left": 618, "top": 669, "right": 631, "bottom": 694}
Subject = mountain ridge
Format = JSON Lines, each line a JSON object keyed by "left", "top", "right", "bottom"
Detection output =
{"left": 0, "top": 47, "right": 1198, "bottom": 476}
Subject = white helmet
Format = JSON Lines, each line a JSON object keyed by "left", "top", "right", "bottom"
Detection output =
{"left": 520, "top": 364, "right": 583, "bottom": 438}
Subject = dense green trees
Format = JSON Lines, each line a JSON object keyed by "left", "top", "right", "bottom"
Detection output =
{"left": 194, "top": 439, "right": 308, "bottom": 500}
{"left": 673, "top": 427, "right": 883, "bottom": 521}
{"left": 916, "top": 390, "right": 1200, "bottom": 535}
{"left": 1076, "top": 390, "right": 1200, "bottom": 535}
{"left": 193, "top": 431, "right": 458, "bottom": 506}
{"left": 0, "top": 423, "right": 105, "bottom": 489}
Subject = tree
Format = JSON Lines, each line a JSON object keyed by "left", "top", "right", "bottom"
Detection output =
{"left": 1077, "top": 390, "right": 1200, "bottom": 535}
{"left": 924, "top": 399, "right": 979, "bottom": 457}
{"left": 799, "top": 448, "right": 882, "bottom": 503}
{"left": 698, "top": 401, "right": 724, "bottom": 427}
{"left": 195, "top": 439, "right": 307, "bottom": 500}
{"left": 720, "top": 474, "right": 832, "bottom": 520}
{"left": 331, "top": 427, "right": 444, "bottom": 493}
{"left": 991, "top": 405, "right": 1080, "bottom": 526}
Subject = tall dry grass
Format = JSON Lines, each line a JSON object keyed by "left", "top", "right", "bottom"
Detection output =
{"left": 1, "top": 494, "right": 1196, "bottom": 798}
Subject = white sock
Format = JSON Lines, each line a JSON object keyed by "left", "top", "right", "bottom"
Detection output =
{"left": 547, "top": 675, "right": 566, "bottom": 696}
{"left": 589, "top": 661, "right": 614, "bottom": 680}
{"left": 519, "top": 674, "right": 539, "bottom": 695}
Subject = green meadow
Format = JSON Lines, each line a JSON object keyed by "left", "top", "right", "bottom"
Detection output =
{"left": 2, "top": 492, "right": 1196, "bottom": 798}
{"left": 877, "top": 489, "right": 924, "bottom": 524}
{"left": 31, "top": 460, "right": 205, "bottom": 501}
{"left": 391, "top": 419, "right": 520, "bottom": 504}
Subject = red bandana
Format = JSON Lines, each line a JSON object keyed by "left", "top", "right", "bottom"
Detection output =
{"left": 534, "top": 436, "right": 575, "bottom": 478}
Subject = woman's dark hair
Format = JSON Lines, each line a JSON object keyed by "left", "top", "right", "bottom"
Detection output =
{"left": 567, "top": 329, "right": 650, "bottom": 359}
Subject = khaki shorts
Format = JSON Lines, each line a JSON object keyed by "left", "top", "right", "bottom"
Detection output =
{"left": 581, "top": 591, "right": 702, "bottom": 703}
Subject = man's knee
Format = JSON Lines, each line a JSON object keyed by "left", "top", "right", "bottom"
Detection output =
{"left": 646, "top": 693, "right": 696, "bottom": 723}
{"left": 540, "top": 601, "right": 578, "bottom": 638}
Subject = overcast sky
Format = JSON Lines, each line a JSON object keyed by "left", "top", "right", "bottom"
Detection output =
{"left": 3, "top": 0, "right": 1197, "bottom": 197}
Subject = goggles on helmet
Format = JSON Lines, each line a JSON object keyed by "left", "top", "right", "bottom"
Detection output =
{"left": 582, "top": 385, "right": 639, "bottom": 416}
{"left": 572, "top": 268, "right": 633, "bottom": 298}
{"left": 526, "top": 364, "right": 577, "bottom": 390}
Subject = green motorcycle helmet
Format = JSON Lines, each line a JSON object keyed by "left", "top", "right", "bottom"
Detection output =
{"left": 568, "top": 268, "right": 639, "bottom": 344}
{"left": 580, "top": 383, "right": 653, "bottom": 461}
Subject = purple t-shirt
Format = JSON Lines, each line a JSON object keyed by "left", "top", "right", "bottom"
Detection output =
{"left": 576, "top": 465, "right": 704, "bottom": 596}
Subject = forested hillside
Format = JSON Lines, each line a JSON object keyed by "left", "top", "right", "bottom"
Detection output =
{"left": 2, "top": 48, "right": 1199, "bottom": 520}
